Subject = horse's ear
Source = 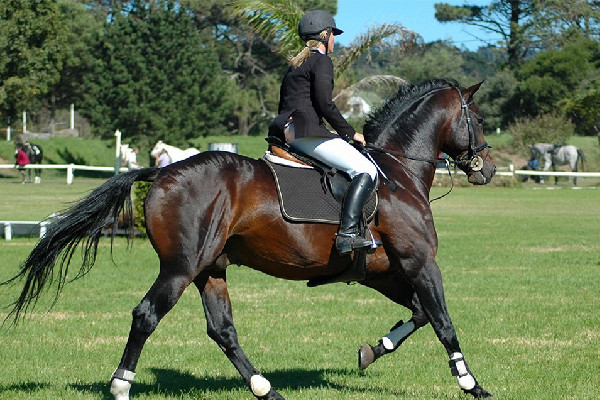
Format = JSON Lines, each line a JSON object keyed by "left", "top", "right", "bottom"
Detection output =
{"left": 463, "top": 81, "right": 484, "bottom": 102}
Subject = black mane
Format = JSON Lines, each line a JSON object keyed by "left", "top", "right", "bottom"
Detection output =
{"left": 363, "top": 78, "right": 460, "bottom": 145}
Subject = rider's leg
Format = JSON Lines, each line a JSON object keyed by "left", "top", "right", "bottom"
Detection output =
{"left": 289, "top": 137, "right": 378, "bottom": 254}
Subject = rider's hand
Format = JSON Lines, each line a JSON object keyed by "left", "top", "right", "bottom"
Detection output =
{"left": 353, "top": 132, "right": 366, "bottom": 147}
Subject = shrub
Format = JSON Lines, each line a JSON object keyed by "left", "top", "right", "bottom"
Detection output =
{"left": 133, "top": 181, "right": 151, "bottom": 236}
{"left": 508, "top": 113, "right": 574, "bottom": 151}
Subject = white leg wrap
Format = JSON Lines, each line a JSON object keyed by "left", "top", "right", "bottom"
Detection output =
{"left": 450, "top": 352, "right": 476, "bottom": 391}
{"left": 110, "top": 378, "right": 132, "bottom": 400}
{"left": 250, "top": 374, "right": 271, "bottom": 397}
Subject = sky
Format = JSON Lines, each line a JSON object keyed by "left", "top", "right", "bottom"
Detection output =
{"left": 335, "top": 0, "right": 500, "bottom": 51}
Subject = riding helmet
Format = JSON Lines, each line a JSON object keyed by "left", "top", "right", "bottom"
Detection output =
{"left": 298, "top": 10, "right": 343, "bottom": 40}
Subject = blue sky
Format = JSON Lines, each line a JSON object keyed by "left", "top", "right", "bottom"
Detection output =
{"left": 335, "top": 0, "right": 500, "bottom": 50}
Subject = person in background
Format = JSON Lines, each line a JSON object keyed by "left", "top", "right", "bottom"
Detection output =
{"left": 128, "top": 147, "right": 141, "bottom": 169}
{"left": 15, "top": 144, "right": 30, "bottom": 184}
{"left": 155, "top": 148, "right": 171, "bottom": 168}
{"left": 268, "top": 10, "right": 378, "bottom": 255}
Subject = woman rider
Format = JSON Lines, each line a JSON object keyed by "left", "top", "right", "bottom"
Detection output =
{"left": 269, "top": 10, "right": 378, "bottom": 255}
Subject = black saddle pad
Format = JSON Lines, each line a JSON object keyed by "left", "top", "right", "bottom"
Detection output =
{"left": 264, "top": 159, "right": 377, "bottom": 224}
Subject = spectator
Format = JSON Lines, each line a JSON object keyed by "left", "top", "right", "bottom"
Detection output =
{"left": 155, "top": 149, "right": 171, "bottom": 168}
{"left": 15, "top": 145, "right": 30, "bottom": 184}
{"left": 128, "top": 147, "right": 141, "bottom": 169}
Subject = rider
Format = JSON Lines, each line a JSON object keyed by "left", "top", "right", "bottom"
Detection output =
{"left": 269, "top": 10, "right": 378, "bottom": 255}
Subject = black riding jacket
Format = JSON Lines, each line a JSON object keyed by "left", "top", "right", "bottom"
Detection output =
{"left": 269, "top": 50, "right": 355, "bottom": 142}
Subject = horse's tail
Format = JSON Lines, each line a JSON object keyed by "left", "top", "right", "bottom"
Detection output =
{"left": 577, "top": 148, "right": 586, "bottom": 172}
{"left": 2, "top": 167, "right": 159, "bottom": 324}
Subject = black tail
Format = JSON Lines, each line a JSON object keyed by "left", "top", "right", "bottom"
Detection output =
{"left": 2, "top": 167, "right": 158, "bottom": 324}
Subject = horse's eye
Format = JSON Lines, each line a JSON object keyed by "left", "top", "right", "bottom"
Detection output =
{"left": 477, "top": 117, "right": 484, "bottom": 125}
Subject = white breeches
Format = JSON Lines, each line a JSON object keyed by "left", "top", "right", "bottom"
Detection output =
{"left": 289, "top": 136, "right": 377, "bottom": 181}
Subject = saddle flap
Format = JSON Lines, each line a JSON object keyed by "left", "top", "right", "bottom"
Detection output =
{"left": 263, "top": 159, "right": 378, "bottom": 225}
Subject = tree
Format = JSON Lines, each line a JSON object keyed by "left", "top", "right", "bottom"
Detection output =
{"left": 0, "top": 0, "right": 66, "bottom": 125}
{"left": 81, "top": 0, "right": 234, "bottom": 144}
{"left": 506, "top": 37, "right": 600, "bottom": 135}
{"left": 435, "top": 1, "right": 600, "bottom": 66}
{"left": 434, "top": 0, "right": 535, "bottom": 67}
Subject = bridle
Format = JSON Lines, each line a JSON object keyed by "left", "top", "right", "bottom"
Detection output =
{"left": 363, "top": 86, "right": 492, "bottom": 200}
{"left": 452, "top": 88, "right": 491, "bottom": 172}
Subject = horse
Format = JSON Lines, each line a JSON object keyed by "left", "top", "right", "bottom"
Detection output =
{"left": 150, "top": 140, "right": 200, "bottom": 163}
{"left": 18, "top": 142, "right": 43, "bottom": 184}
{"left": 4, "top": 79, "right": 496, "bottom": 399}
{"left": 531, "top": 143, "right": 585, "bottom": 185}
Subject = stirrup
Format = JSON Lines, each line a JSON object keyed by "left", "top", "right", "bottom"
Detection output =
{"left": 335, "top": 232, "right": 374, "bottom": 255}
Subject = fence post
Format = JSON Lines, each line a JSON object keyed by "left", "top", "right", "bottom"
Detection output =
{"left": 4, "top": 223, "right": 12, "bottom": 241}
{"left": 67, "top": 164, "right": 74, "bottom": 185}
{"left": 40, "top": 221, "right": 48, "bottom": 238}
{"left": 114, "top": 129, "right": 122, "bottom": 175}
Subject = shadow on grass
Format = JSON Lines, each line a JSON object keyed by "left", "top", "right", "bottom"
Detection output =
{"left": 70, "top": 367, "right": 409, "bottom": 399}
{"left": 0, "top": 381, "right": 51, "bottom": 392}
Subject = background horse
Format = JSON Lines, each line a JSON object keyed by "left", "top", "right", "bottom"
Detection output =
{"left": 150, "top": 140, "right": 200, "bottom": 163}
{"left": 21, "top": 142, "right": 43, "bottom": 184}
{"left": 531, "top": 143, "right": 585, "bottom": 185}
{"left": 5, "top": 79, "right": 495, "bottom": 399}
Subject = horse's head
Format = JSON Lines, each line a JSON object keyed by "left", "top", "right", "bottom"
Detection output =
{"left": 364, "top": 79, "right": 495, "bottom": 186}
{"left": 440, "top": 82, "right": 495, "bottom": 185}
{"left": 150, "top": 141, "right": 165, "bottom": 158}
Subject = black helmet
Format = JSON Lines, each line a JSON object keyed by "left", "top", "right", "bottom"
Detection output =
{"left": 298, "top": 10, "right": 343, "bottom": 40}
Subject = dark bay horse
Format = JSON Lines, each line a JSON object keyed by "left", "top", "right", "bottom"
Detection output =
{"left": 5, "top": 79, "right": 495, "bottom": 399}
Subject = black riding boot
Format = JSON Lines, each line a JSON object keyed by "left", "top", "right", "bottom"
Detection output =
{"left": 335, "top": 173, "right": 376, "bottom": 255}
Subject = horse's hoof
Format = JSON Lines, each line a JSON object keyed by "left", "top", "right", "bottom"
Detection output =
{"left": 464, "top": 384, "right": 493, "bottom": 398}
{"left": 358, "top": 343, "right": 375, "bottom": 370}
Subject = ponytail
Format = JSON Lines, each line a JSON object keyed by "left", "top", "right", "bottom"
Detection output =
{"left": 287, "top": 29, "right": 329, "bottom": 68}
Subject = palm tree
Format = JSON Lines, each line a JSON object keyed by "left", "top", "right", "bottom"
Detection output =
{"left": 230, "top": 0, "right": 422, "bottom": 105}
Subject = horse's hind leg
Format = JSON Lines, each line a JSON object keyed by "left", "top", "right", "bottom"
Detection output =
{"left": 358, "top": 274, "right": 428, "bottom": 369}
{"left": 194, "top": 267, "right": 285, "bottom": 400}
{"left": 110, "top": 261, "right": 193, "bottom": 400}
{"left": 411, "top": 259, "right": 491, "bottom": 398}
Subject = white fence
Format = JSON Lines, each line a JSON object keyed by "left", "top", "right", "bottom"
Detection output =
{"left": 2, "top": 163, "right": 600, "bottom": 184}
{"left": 0, "top": 220, "right": 50, "bottom": 241}
{"left": 435, "top": 165, "right": 600, "bottom": 179}
{"left": 0, "top": 163, "right": 129, "bottom": 184}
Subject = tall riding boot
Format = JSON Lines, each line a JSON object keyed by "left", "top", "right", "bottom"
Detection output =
{"left": 335, "top": 173, "right": 376, "bottom": 255}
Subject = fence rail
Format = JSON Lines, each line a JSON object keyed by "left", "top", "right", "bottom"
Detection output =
{"left": 434, "top": 165, "right": 600, "bottom": 178}
{"left": 0, "top": 164, "right": 129, "bottom": 184}
{"left": 2, "top": 164, "right": 600, "bottom": 184}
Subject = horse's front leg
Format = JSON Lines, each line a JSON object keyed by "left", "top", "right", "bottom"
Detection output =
{"left": 411, "top": 258, "right": 492, "bottom": 398}
{"left": 194, "top": 269, "right": 285, "bottom": 400}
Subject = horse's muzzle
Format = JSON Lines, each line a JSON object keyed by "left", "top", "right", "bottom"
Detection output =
{"left": 468, "top": 164, "right": 496, "bottom": 185}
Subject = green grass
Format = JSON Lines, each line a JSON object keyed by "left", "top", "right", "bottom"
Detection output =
{"left": 0, "top": 181, "right": 599, "bottom": 399}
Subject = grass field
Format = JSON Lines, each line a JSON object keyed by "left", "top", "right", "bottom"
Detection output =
{"left": 0, "top": 174, "right": 598, "bottom": 399}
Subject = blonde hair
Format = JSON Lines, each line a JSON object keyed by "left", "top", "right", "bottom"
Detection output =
{"left": 288, "top": 30, "right": 329, "bottom": 68}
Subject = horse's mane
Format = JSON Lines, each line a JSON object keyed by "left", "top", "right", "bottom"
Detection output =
{"left": 363, "top": 78, "right": 460, "bottom": 145}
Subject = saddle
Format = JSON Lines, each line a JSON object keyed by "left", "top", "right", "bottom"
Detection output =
{"left": 263, "top": 137, "right": 378, "bottom": 225}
